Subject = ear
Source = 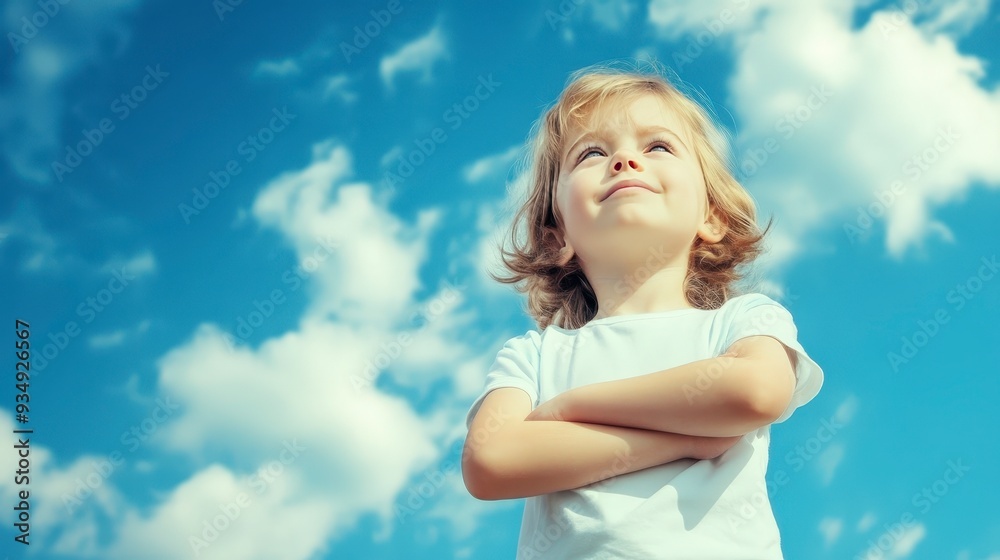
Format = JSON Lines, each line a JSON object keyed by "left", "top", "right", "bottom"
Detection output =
{"left": 556, "top": 239, "right": 575, "bottom": 266}
{"left": 696, "top": 205, "right": 727, "bottom": 244}
{"left": 547, "top": 225, "right": 576, "bottom": 266}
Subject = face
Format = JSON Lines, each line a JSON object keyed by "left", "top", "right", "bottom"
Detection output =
{"left": 554, "top": 93, "right": 718, "bottom": 271}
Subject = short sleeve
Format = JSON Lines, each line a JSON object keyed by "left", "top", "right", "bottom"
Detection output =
{"left": 724, "top": 294, "right": 824, "bottom": 424}
{"left": 464, "top": 330, "right": 542, "bottom": 431}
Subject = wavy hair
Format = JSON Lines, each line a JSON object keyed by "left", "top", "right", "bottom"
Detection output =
{"left": 490, "top": 62, "right": 772, "bottom": 330}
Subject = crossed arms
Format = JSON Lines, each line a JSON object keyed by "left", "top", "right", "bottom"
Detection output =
{"left": 462, "top": 335, "right": 797, "bottom": 501}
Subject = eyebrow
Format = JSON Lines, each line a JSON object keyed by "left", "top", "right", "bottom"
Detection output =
{"left": 563, "top": 124, "right": 690, "bottom": 164}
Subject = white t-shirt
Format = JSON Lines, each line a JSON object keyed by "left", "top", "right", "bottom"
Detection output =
{"left": 464, "top": 293, "right": 824, "bottom": 560}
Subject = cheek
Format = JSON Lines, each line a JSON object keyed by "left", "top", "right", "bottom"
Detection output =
{"left": 556, "top": 177, "right": 591, "bottom": 230}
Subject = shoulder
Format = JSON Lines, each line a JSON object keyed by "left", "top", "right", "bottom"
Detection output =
{"left": 717, "top": 292, "right": 797, "bottom": 338}
{"left": 513, "top": 328, "right": 543, "bottom": 345}
{"left": 719, "top": 292, "right": 789, "bottom": 316}
{"left": 496, "top": 328, "right": 543, "bottom": 356}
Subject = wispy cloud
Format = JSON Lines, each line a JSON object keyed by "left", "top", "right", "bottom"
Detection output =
{"left": 88, "top": 319, "right": 150, "bottom": 350}
{"left": 88, "top": 329, "right": 127, "bottom": 349}
{"left": 0, "top": 0, "right": 145, "bottom": 183}
{"left": 379, "top": 24, "right": 448, "bottom": 90}
{"left": 322, "top": 73, "right": 357, "bottom": 103}
{"left": 816, "top": 442, "right": 845, "bottom": 486}
{"left": 100, "top": 249, "right": 157, "bottom": 278}
{"left": 915, "top": 0, "right": 992, "bottom": 36}
{"left": 857, "top": 511, "right": 877, "bottom": 532}
{"left": 891, "top": 522, "right": 926, "bottom": 558}
{"left": 253, "top": 58, "right": 302, "bottom": 77}
{"left": 462, "top": 145, "right": 520, "bottom": 183}
{"left": 818, "top": 516, "right": 843, "bottom": 547}
{"left": 0, "top": 200, "right": 64, "bottom": 271}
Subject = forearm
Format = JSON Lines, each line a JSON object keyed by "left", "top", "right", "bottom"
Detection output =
{"left": 469, "top": 419, "right": 729, "bottom": 501}
{"left": 559, "top": 355, "right": 770, "bottom": 437}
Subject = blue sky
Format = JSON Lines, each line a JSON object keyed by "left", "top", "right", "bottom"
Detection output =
{"left": 1, "top": 0, "right": 998, "bottom": 558}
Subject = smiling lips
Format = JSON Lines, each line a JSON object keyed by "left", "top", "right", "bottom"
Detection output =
{"left": 601, "top": 179, "right": 658, "bottom": 202}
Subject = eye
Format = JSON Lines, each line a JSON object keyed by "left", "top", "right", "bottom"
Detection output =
{"left": 577, "top": 144, "right": 605, "bottom": 163}
{"left": 648, "top": 138, "right": 676, "bottom": 154}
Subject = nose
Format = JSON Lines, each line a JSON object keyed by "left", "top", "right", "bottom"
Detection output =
{"left": 610, "top": 151, "right": 643, "bottom": 173}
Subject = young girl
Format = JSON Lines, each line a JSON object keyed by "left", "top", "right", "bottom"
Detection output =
{"left": 463, "top": 63, "right": 824, "bottom": 559}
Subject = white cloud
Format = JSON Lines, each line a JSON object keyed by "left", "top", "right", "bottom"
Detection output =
{"left": 463, "top": 145, "right": 521, "bottom": 183}
{"left": 469, "top": 179, "right": 530, "bottom": 297}
{"left": 253, "top": 58, "right": 301, "bottom": 77}
{"left": 473, "top": 212, "right": 508, "bottom": 292}
{"left": 0, "top": 409, "right": 117, "bottom": 554}
{"left": 0, "top": 200, "right": 64, "bottom": 271}
{"left": 859, "top": 520, "right": 927, "bottom": 560}
{"left": 0, "top": 0, "right": 144, "bottom": 183}
{"left": 380, "top": 145, "right": 405, "bottom": 168}
{"left": 380, "top": 24, "right": 448, "bottom": 90}
{"left": 551, "top": 0, "right": 637, "bottom": 43}
{"left": 912, "top": 0, "right": 992, "bottom": 36}
{"left": 0, "top": 138, "right": 508, "bottom": 558}
{"left": 818, "top": 516, "right": 843, "bottom": 547}
{"left": 816, "top": 442, "right": 845, "bottom": 486}
{"left": 89, "top": 329, "right": 127, "bottom": 349}
{"left": 250, "top": 43, "right": 359, "bottom": 106}
{"left": 251, "top": 140, "right": 443, "bottom": 325}
{"left": 106, "top": 464, "right": 337, "bottom": 560}
{"left": 100, "top": 249, "right": 157, "bottom": 278}
{"left": 890, "top": 522, "right": 926, "bottom": 558}
{"left": 857, "top": 511, "right": 877, "bottom": 532}
{"left": 648, "top": 0, "right": 771, "bottom": 40}
{"left": 835, "top": 394, "right": 859, "bottom": 424}
{"left": 322, "top": 73, "right": 357, "bottom": 103}
{"left": 648, "top": 0, "right": 1000, "bottom": 267}
{"left": 88, "top": 319, "right": 150, "bottom": 350}
{"left": 588, "top": 0, "right": 638, "bottom": 32}
{"left": 64, "top": 141, "right": 500, "bottom": 558}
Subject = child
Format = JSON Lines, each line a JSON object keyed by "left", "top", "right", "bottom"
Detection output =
{"left": 463, "top": 62, "right": 825, "bottom": 559}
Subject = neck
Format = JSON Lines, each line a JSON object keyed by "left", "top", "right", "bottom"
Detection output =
{"left": 582, "top": 250, "right": 693, "bottom": 320}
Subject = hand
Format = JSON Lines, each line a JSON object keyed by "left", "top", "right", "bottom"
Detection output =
{"left": 524, "top": 393, "right": 570, "bottom": 422}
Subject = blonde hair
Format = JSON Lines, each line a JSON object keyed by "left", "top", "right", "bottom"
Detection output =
{"left": 490, "top": 62, "right": 771, "bottom": 330}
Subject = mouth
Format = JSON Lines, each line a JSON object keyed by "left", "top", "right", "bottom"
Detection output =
{"left": 600, "top": 179, "right": 657, "bottom": 202}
